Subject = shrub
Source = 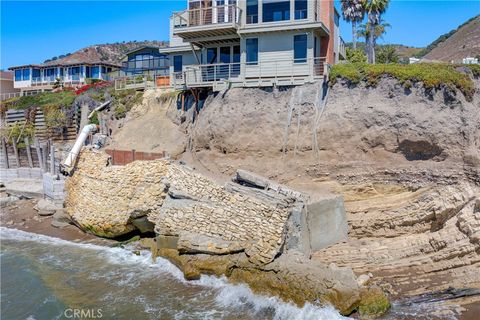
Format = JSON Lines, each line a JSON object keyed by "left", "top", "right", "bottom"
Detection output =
{"left": 377, "top": 46, "right": 399, "bottom": 64}
{"left": 346, "top": 48, "right": 367, "bottom": 63}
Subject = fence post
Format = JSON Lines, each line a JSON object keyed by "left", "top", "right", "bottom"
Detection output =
{"left": 34, "top": 137, "right": 43, "bottom": 171}
{"left": 1, "top": 138, "right": 9, "bottom": 169}
{"left": 50, "top": 139, "right": 55, "bottom": 175}
{"left": 11, "top": 138, "right": 20, "bottom": 167}
{"left": 42, "top": 142, "right": 48, "bottom": 173}
{"left": 25, "top": 137, "right": 33, "bottom": 168}
{"left": 132, "top": 149, "right": 136, "bottom": 162}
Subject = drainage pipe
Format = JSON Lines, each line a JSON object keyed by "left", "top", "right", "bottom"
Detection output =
{"left": 60, "top": 124, "right": 97, "bottom": 175}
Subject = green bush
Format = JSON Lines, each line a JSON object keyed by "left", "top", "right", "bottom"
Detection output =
{"left": 1, "top": 91, "right": 76, "bottom": 111}
{"left": 330, "top": 63, "right": 476, "bottom": 101}
{"left": 377, "top": 46, "right": 399, "bottom": 64}
{"left": 346, "top": 48, "right": 367, "bottom": 63}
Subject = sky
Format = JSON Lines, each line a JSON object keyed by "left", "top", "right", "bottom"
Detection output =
{"left": 1, "top": 0, "right": 479, "bottom": 69}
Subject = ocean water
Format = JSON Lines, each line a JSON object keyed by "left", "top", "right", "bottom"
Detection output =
{"left": 0, "top": 227, "right": 349, "bottom": 320}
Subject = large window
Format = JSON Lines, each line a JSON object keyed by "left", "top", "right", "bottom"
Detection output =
{"left": 32, "top": 69, "right": 41, "bottom": 80}
{"left": 263, "top": 0, "right": 290, "bottom": 22}
{"left": 246, "top": 38, "right": 258, "bottom": 65}
{"left": 22, "top": 68, "right": 30, "bottom": 81}
{"left": 220, "top": 47, "right": 231, "bottom": 63}
{"left": 173, "top": 55, "right": 183, "bottom": 72}
{"left": 294, "top": 34, "right": 307, "bottom": 63}
{"left": 207, "top": 48, "right": 218, "bottom": 64}
{"left": 246, "top": 0, "right": 258, "bottom": 24}
{"left": 295, "top": 0, "right": 308, "bottom": 20}
{"left": 14, "top": 70, "right": 21, "bottom": 81}
{"left": 92, "top": 66, "right": 100, "bottom": 79}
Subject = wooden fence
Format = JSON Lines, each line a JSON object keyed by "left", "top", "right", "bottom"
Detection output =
{"left": 105, "top": 149, "right": 165, "bottom": 166}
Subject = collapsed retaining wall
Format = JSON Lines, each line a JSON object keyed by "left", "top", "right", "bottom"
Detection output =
{"left": 64, "top": 149, "right": 388, "bottom": 316}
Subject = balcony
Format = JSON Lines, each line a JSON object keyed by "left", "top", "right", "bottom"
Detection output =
{"left": 172, "top": 57, "right": 327, "bottom": 89}
{"left": 173, "top": 4, "right": 242, "bottom": 43}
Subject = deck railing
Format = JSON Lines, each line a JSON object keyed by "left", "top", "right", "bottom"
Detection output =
{"left": 0, "top": 90, "right": 41, "bottom": 101}
{"left": 122, "top": 58, "right": 169, "bottom": 73}
{"left": 339, "top": 37, "right": 346, "bottom": 59}
{"left": 114, "top": 75, "right": 171, "bottom": 90}
{"left": 172, "top": 57, "right": 327, "bottom": 88}
{"left": 173, "top": 4, "right": 241, "bottom": 28}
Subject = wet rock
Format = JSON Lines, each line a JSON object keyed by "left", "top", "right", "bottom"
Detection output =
{"left": 357, "top": 274, "right": 371, "bottom": 287}
{"left": 51, "top": 209, "right": 73, "bottom": 228}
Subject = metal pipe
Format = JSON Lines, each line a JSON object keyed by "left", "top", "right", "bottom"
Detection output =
{"left": 60, "top": 124, "right": 97, "bottom": 175}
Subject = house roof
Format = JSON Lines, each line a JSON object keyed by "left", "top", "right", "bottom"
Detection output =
{"left": 123, "top": 45, "right": 161, "bottom": 56}
{"left": 0, "top": 71, "right": 14, "bottom": 80}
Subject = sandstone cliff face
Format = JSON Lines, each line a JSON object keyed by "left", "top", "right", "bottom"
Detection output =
{"left": 186, "top": 77, "right": 480, "bottom": 306}
{"left": 190, "top": 78, "right": 479, "bottom": 187}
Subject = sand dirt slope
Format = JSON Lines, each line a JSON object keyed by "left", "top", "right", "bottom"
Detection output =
{"left": 108, "top": 90, "right": 187, "bottom": 156}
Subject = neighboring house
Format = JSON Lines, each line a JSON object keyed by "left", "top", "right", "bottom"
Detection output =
{"left": 120, "top": 46, "right": 170, "bottom": 77}
{"left": 462, "top": 57, "right": 479, "bottom": 64}
{"left": 161, "top": 0, "right": 346, "bottom": 90}
{"left": 0, "top": 71, "right": 20, "bottom": 101}
{"left": 9, "top": 58, "right": 120, "bottom": 95}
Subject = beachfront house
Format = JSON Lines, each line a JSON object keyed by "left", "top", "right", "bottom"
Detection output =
{"left": 9, "top": 58, "right": 120, "bottom": 95}
{"left": 161, "top": 0, "right": 346, "bottom": 90}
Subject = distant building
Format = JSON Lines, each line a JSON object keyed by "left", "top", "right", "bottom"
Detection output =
{"left": 9, "top": 57, "right": 120, "bottom": 95}
{"left": 409, "top": 57, "right": 421, "bottom": 64}
{"left": 0, "top": 71, "right": 20, "bottom": 101}
{"left": 462, "top": 57, "right": 479, "bottom": 64}
{"left": 158, "top": 0, "right": 346, "bottom": 90}
{"left": 120, "top": 46, "right": 170, "bottom": 77}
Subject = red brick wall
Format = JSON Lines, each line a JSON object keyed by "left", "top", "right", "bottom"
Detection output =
{"left": 319, "top": 0, "right": 335, "bottom": 65}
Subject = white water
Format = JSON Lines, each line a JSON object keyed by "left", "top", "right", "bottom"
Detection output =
{"left": 1, "top": 227, "right": 349, "bottom": 320}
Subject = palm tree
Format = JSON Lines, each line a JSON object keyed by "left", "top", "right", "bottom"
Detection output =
{"left": 357, "top": 18, "right": 391, "bottom": 46}
{"left": 362, "top": 0, "right": 390, "bottom": 63}
{"left": 340, "top": 0, "right": 365, "bottom": 50}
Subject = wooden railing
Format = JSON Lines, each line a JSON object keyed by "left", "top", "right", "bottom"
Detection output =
{"left": 173, "top": 4, "right": 241, "bottom": 28}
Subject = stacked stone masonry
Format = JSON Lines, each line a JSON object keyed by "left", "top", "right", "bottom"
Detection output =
{"left": 65, "top": 149, "right": 291, "bottom": 264}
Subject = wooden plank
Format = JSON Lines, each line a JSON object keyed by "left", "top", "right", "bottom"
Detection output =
{"left": 25, "top": 137, "right": 33, "bottom": 168}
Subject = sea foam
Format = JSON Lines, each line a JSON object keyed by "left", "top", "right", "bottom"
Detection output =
{"left": 1, "top": 227, "right": 350, "bottom": 320}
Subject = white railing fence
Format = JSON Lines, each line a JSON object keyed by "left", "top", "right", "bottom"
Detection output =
{"left": 173, "top": 4, "right": 242, "bottom": 28}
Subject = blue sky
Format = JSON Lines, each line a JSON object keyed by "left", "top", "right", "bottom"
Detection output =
{"left": 1, "top": 1, "right": 479, "bottom": 69}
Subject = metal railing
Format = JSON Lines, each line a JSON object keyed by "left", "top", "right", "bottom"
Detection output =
{"left": 172, "top": 57, "right": 327, "bottom": 88}
{"left": 0, "top": 90, "right": 40, "bottom": 101}
{"left": 114, "top": 74, "right": 171, "bottom": 90}
{"left": 122, "top": 58, "right": 169, "bottom": 73}
{"left": 173, "top": 4, "right": 241, "bottom": 28}
{"left": 339, "top": 37, "right": 346, "bottom": 59}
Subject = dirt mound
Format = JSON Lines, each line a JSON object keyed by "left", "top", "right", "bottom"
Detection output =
{"left": 108, "top": 90, "right": 187, "bottom": 157}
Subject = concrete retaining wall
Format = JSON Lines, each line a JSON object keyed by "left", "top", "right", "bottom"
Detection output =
{"left": 43, "top": 173, "right": 65, "bottom": 207}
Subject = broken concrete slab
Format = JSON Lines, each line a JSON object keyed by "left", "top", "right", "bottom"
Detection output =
{"left": 306, "top": 195, "right": 348, "bottom": 251}
{"left": 5, "top": 179, "right": 43, "bottom": 199}
{"left": 156, "top": 235, "right": 179, "bottom": 250}
{"left": 177, "top": 231, "right": 245, "bottom": 255}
